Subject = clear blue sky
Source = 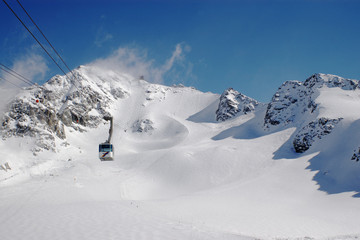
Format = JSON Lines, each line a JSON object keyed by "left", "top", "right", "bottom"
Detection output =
{"left": 1, "top": 0, "right": 360, "bottom": 102}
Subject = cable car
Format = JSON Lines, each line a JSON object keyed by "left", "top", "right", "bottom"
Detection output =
{"left": 99, "top": 115, "right": 114, "bottom": 161}
{"left": 99, "top": 143, "right": 114, "bottom": 161}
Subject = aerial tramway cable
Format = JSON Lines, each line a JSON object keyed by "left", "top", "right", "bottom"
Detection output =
{"left": 0, "top": 63, "right": 36, "bottom": 86}
{"left": 3, "top": 0, "right": 113, "bottom": 161}
{"left": 2, "top": 0, "right": 84, "bottom": 92}
{"left": 2, "top": 0, "right": 70, "bottom": 81}
{"left": 15, "top": 0, "right": 77, "bottom": 81}
{"left": 0, "top": 77, "right": 22, "bottom": 89}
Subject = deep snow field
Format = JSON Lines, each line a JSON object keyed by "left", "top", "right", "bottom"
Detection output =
{"left": 1, "top": 67, "right": 360, "bottom": 240}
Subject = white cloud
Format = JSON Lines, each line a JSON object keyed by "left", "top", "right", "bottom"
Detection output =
{"left": 12, "top": 54, "right": 49, "bottom": 84}
{"left": 89, "top": 43, "right": 193, "bottom": 84}
{"left": 162, "top": 43, "right": 184, "bottom": 72}
{"left": 0, "top": 53, "right": 49, "bottom": 117}
{"left": 162, "top": 43, "right": 194, "bottom": 84}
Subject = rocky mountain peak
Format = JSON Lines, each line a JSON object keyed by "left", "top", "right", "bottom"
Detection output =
{"left": 264, "top": 80, "right": 309, "bottom": 128}
{"left": 0, "top": 66, "right": 129, "bottom": 153}
{"left": 263, "top": 73, "right": 360, "bottom": 153}
{"left": 216, "top": 88, "right": 260, "bottom": 121}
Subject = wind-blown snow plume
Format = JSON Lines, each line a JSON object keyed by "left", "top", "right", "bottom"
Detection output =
{"left": 88, "top": 43, "right": 192, "bottom": 84}
{"left": 0, "top": 88, "right": 18, "bottom": 119}
{"left": 162, "top": 43, "right": 185, "bottom": 72}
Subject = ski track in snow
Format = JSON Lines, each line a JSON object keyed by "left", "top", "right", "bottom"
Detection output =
{"left": 1, "top": 70, "right": 360, "bottom": 239}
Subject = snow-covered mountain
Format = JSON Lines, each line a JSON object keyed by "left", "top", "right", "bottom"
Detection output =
{"left": 1, "top": 68, "right": 360, "bottom": 240}
{"left": 264, "top": 73, "right": 359, "bottom": 153}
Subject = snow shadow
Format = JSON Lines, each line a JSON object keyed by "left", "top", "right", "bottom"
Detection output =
{"left": 213, "top": 112, "right": 360, "bottom": 197}
{"left": 189, "top": 99, "right": 360, "bottom": 197}
{"left": 272, "top": 119, "right": 360, "bottom": 197}
{"left": 187, "top": 99, "right": 219, "bottom": 123}
{"left": 272, "top": 128, "right": 299, "bottom": 160}
{"left": 304, "top": 119, "right": 360, "bottom": 197}
{"left": 308, "top": 155, "right": 360, "bottom": 198}
{"left": 211, "top": 110, "right": 267, "bottom": 140}
{"left": 212, "top": 119, "right": 263, "bottom": 140}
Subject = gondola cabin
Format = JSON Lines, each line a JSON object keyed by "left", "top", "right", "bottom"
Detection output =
{"left": 99, "top": 143, "right": 114, "bottom": 161}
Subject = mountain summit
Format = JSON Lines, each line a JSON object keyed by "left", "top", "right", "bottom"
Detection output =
{"left": 216, "top": 88, "right": 261, "bottom": 121}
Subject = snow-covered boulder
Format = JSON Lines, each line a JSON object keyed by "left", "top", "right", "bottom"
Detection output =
{"left": 216, "top": 88, "right": 259, "bottom": 121}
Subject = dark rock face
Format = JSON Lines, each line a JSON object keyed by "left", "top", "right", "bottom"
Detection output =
{"left": 264, "top": 80, "right": 316, "bottom": 129}
{"left": 216, "top": 88, "right": 259, "bottom": 121}
{"left": 58, "top": 85, "right": 111, "bottom": 129}
{"left": 303, "top": 73, "right": 358, "bottom": 90}
{"left": 351, "top": 148, "right": 360, "bottom": 162}
{"left": 293, "top": 118, "right": 343, "bottom": 153}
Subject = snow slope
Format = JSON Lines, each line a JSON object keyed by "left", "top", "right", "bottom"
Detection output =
{"left": 0, "top": 68, "right": 360, "bottom": 240}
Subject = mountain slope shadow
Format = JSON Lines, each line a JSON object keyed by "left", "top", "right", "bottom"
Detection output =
{"left": 297, "top": 119, "right": 360, "bottom": 197}
{"left": 212, "top": 108, "right": 267, "bottom": 140}
{"left": 187, "top": 99, "right": 219, "bottom": 123}
{"left": 272, "top": 127, "right": 300, "bottom": 160}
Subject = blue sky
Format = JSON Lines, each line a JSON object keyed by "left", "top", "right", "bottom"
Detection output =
{"left": 1, "top": 0, "right": 360, "bottom": 102}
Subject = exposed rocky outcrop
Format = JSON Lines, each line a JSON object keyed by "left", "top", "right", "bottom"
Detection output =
{"left": 351, "top": 148, "right": 360, "bottom": 162}
{"left": 216, "top": 88, "right": 260, "bottom": 121}
{"left": 303, "top": 73, "right": 358, "bottom": 90}
{"left": 264, "top": 80, "right": 311, "bottom": 127}
{"left": 58, "top": 84, "right": 112, "bottom": 129}
{"left": 132, "top": 119, "right": 155, "bottom": 133}
{"left": 1, "top": 86, "right": 65, "bottom": 152}
{"left": 293, "top": 117, "right": 343, "bottom": 153}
